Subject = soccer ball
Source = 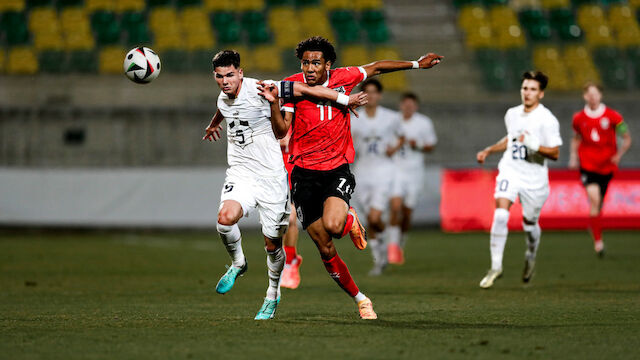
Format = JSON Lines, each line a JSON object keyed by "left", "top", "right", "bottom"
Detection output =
{"left": 123, "top": 47, "right": 161, "bottom": 84}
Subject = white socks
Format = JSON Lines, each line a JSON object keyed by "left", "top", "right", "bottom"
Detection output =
{"left": 217, "top": 223, "right": 245, "bottom": 268}
{"left": 523, "top": 222, "right": 541, "bottom": 260}
{"left": 490, "top": 208, "right": 510, "bottom": 271}
{"left": 265, "top": 246, "right": 285, "bottom": 300}
{"left": 354, "top": 292, "right": 367, "bottom": 303}
{"left": 387, "top": 226, "right": 401, "bottom": 245}
{"left": 369, "top": 238, "right": 387, "bottom": 266}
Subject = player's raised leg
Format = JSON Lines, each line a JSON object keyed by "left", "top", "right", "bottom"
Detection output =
{"left": 366, "top": 207, "right": 388, "bottom": 276}
{"left": 281, "top": 206, "right": 302, "bottom": 289}
{"left": 480, "top": 197, "right": 511, "bottom": 289}
{"left": 216, "top": 200, "right": 248, "bottom": 294}
{"left": 520, "top": 187, "right": 547, "bottom": 283}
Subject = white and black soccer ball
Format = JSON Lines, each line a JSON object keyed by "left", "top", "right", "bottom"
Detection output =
{"left": 123, "top": 47, "right": 161, "bottom": 84}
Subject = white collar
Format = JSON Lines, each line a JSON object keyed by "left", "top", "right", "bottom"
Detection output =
{"left": 584, "top": 103, "right": 606, "bottom": 118}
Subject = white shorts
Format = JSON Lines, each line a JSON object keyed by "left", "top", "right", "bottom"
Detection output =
{"left": 391, "top": 169, "right": 423, "bottom": 209}
{"left": 354, "top": 175, "right": 394, "bottom": 214}
{"left": 220, "top": 172, "right": 290, "bottom": 239}
{"left": 494, "top": 172, "right": 549, "bottom": 222}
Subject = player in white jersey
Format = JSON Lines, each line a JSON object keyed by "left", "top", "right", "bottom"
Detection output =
{"left": 476, "top": 71, "right": 562, "bottom": 289}
{"left": 351, "top": 78, "right": 404, "bottom": 276}
{"left": 202, "top": 50, "right": 368, "bottom": 319}
{"left": 387, "top": 93, "right": 437, "bottom": 265}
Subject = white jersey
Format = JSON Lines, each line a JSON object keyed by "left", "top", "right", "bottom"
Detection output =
{"left": 217, "top": 77, "right": 285, "bottom": 178}
{"left": 498, "top": 103, "right": 563, "bottom": 187}
{"left": 351, "top": 106, "right": 402, "bottom": 179}
{"left": 394, "top": 112, "right": 437, "bottom": 170}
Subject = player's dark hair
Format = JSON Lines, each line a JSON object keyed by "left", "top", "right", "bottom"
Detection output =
{"left": 295, "top": 36, "right": 337, "bottom": 64}
{"left": 522, "top": 71, "right": 548, "bottom": 91}
{"left": 361, "top": 78, "right": 383, "bottom": 93}
{"left": 212, "top": 50, "right": 240, "bottom": 69}
{"left": 401, "top": 92, "right": 419, "bottom": 103}
{"left": 582, "top": 81, "right": 603, "bottom": 93}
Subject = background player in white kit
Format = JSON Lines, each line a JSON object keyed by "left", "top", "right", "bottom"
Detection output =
{"left": 476, "top": 71, "right": 562, "bottom": 289}
{"left": 351, "top": 78, "right": 404, "bottom": 276}
{"left": 387, "top": 93, "right": 437, "bottom": 265}
{"left": 202, "top": 50, "right": 368, "bottom": 319}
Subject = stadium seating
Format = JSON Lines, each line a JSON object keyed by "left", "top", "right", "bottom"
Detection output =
{"left": 0, "top": 0, "right": 402, "bottom": 90}
{"left": 455, "top": 0, "right": 640, "bottom": 91}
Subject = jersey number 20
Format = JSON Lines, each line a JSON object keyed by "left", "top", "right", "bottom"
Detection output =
{"left": 512, "top": 144, "right": 527, "bottom": 160}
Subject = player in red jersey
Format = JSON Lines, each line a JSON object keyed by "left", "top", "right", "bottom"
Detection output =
{"left": 259, "top": 36, "right": 442, "bottom": 319}
{"left": 569, "top": 82, "right": 632, "bottom": 257}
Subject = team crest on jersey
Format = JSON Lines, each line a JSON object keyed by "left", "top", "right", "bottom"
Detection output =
{"left": 334, "top": 86, "right": 346, "bottom": 94}
{"left": 600, "top": 117, "right": 610, "bottom": 130}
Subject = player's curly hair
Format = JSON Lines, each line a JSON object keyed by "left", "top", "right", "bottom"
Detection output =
{"left": 295, "top": 36, "right": 337, "bottom": 64}
{"left": 212, "top": 50, "right": 240, "bottom": 69}
{"left": 522, "top": 71, "right": 548, "bottom": 91}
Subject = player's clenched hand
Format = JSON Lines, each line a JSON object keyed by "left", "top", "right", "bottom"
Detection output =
{"left": 518, "top": 131, "right": 540, "bottom": 152}
{"left": 417, "top": 53, "right": 444, "bottom": 69}
{"left": 611, "top": 153, "right": 622, "bottom": 166}
{"left": 203, "top": 124, "right": 223, "bottom": 141}
{"left": 257, "top": 81, "right": 279, "bottom": 104}
{"left": 347, "top": 91, "right": 368, "bottom": 118}
{"left": 476, "top": 149, "right": 489, "bottom": 164}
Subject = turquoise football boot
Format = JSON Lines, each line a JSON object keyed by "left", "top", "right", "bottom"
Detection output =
{"left": 215, "top": 260, "right": 247, "bottom": 294}
{"left": 254, "top": 297, "right": 280, "bottom": 320}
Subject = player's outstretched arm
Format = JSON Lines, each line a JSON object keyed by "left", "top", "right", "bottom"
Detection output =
{"left": 203, "top": 109, "right": 224, "bottom": 141}
{"left": 291, "top": 82, "right": 368, "bottom": 111}
{"left": 518, "top": 132, "right": 559, "bottom": 161}
{"left": 477, "top": 136, "right": 508, "bottom": 164}
{"left": 259, "top": 84, "right": 292, "bottom": 139}
{"left": 362, "top": 53, "right": 443, "bottom": 78}
{"left": 612, "top": 123, "right": 632, "bottom": 165}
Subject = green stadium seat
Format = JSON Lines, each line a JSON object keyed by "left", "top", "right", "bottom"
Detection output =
{"left": 593, "top": 47, "right": 628, "bottom": 89}
{"left": 26, "top": 0, "right": 52, "bottom": 8}
{"left": 282, "top": 49, "right": 301, "bottom": 72}
{"left": 483, "top": 0, "right": 508, "bottom": 6}
{"left": 505, "top": 48, "right": 532, "bottom": 88}
{"left": 454, "top": 0, "right": 482, "bottom": 7}
{"left": 216, "top": 20, "right": 240, "bottom": 44}
{"left": 550, "top": 8, "right": 582, "bottom": 41}
{"left": 2, "top": 12, "right": 30, "bottom": 45}
{"left": 212, "top": 12, "right": 236, "bottom": 27}
{"left": 519, "top": 9, "right": 552, "bottom": 41}
{"left": 246, "top": 24, "right": 271, "bottom": 44}
{"left": 360, "top": 9, "right": 384, "bottom": 29}
{"left": 121, "top": 12, "right": 150, "bottom": 45}
{"left": 366, "top": 23, "right": 389, "bottom": 43}
{"left": 68, "top": 50, "right": 97, "bottom": 73}
{"left": 147, "top": 0, "right": 173, "bottom": 7}
{"left": 92, "top": 12, "right": 121, "bottom": 45}
{"left": 267, "top": 0, "right": 294, "bottom": 6}
{"left": 56, "top": 0, "right": 83, "bottom": 8}
{"left": 241, "top": 11, "right": 266, "bottom": 31}
{"left": 162, "top": 50, "right": 190, "bottom": 73}
{"left": 295, "top": 0, "right": 320, "bottom": 6}
{"left": 38, "top": 50, "right": 67, "bottom": 73}
{"left": 176, "top": 0, "right": 202, "bottom": 7}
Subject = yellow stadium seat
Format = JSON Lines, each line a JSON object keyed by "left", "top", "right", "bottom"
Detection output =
{"left": 204, "top": 0, "right": 234, "bottom": 11}
{"left": 380, "top": 72, "right": 407, "bottom": 91}
{"left": 60, "top": 8, "right": 95, "bottom": 50}
{"left": 465, "top": 24, "right": 493, "bottom": 49}
{"left": 0, "top": 0, "right": 25, "bottom": 12}
{"left": 532, "top": 45, "right": 570, "bottom": 90}
{"left": 227, "top": 45, "right": 253, "bottom": 71}
{"left": 354, "top": 0, "right": 383, "bottom": 11}
{"left": 33, "top": 32, "right": 65, "bottom": 51}
{"left": 149, "top": 7, "right": 179, "bottom": 32}
{"left": 180, "top": 8, "right": 216, "bottom": 50}
{"left": 323, "top": 0, "right": 353, "bottom": 11}
{"left": 630, "top": 0, "right": 640, "bottom": 8}
{"left": 577, "top": 5, "right": 606, "bottom": 29}
{"left": 372, "top": 46, "right": 400, "bottom": 60}
{"left": 564, "top": 44, "right": 600, "bottom": 89}
{"left": 299, "top": 7, "right": 333, "bottom": 40}
{"left": 29, "top": 8, "right": 59, "bottom": 33}
{"left": 99, "top": 46, "right": 126, "bottom": 74}
{"left": 458, "top": 5, "right": 487, "bottom": 32}
{"left": 86, "top": 0, "right": 115, "bottom": 12}
{"left": 489, "top": 6, "right": 526, "bottom": 49}
{"left": 341, "top": 45, "right": 370, "bottom": 67}
{"left": 7, "top": 47, "right": 38, "bottom": 74}
{"left": 236, "top": 0, "right": 264, "bottom": 12}
{"left": 540, "top": 0, "right": 569, "bottom": 10}
{"left": 251, "top": 45, "right": 282, "bottom": 72}
{"left": 269, "top": 7, "right": 296, "bottom": 30}
{"left": 116, "top": 0, "right": 145, "bottom": 12}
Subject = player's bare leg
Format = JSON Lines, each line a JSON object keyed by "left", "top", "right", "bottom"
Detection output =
{"left": 480, "top": 197, "right": 512, "bottom": 289}
{"left": 522, "top": 216, "right": 541, "bottom": 283}
{"left": 586, "top": 183, "right": 605, "bottom": 256}
{"left": 387, "top": 197, "right": 404, "bottom": 265}
{"left": 308, "top": 204, "right": 377, "bottom": 319}
{"left": 281, "top": 206, "right": 302, "bottom": 289}
{"left": 367, "top": 208, "right": 387, "bottom": 276}
{"left": 215, "top": 200, "right": 247, "bottom": 294}
{"left": 323, "top": 196, "right": 367, "bottom": 250}
{"left": 255, "top": 234, "right": 285, "bottom": 320}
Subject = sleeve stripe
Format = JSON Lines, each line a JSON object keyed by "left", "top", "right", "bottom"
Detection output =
{"left": 358, "top": 66, "right": 367, "bottom": 81}
{"left": 282, "top": 106, "right": 295, "bottom": 113}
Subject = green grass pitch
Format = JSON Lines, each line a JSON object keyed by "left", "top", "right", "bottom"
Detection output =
{"left": 1, "top": 229, "right": 639, "bottom": 359}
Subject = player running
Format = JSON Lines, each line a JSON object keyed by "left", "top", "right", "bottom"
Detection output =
{"left": 476, "top": 71, "right": 562, "bottom": 289}
{"left": 569, "top": 82, "right": 632, "bottom": 257}
{"left": 351, "top": 78, "right": 404, "bottom": 276}
{"left": 259, "top": 36, "right": 442, "bottom": 318}
{"left": 203, "top": 50, "right": 367, "bottom": 319}
{"left": 387, "top": 92, "right": 437, "bottom": 265}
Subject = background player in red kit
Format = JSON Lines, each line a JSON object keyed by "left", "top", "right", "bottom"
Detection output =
{"left": 261, "top": 36, "right": 442, "bottom": 319}
{"left": 569, "top": 82, "right": 632, "bottom": 257}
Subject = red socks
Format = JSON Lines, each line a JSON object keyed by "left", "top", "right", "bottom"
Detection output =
{"left": 284, "top": 246, "right": 297, "bottom": 265}
{"left": 322, "top": 254, "right": 359, "bottom": 297}
{"left": 589, "top": 215, "right": 602, "bottom": 243}
{"left": 340, "top": 212, "right": 354, "bottom": 238}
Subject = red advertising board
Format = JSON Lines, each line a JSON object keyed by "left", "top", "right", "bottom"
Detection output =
{"left": 440, "top": 169, "right": 640, "bottom": 232}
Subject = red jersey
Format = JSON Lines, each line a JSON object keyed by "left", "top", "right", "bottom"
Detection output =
{"left": 282, "top": 66, "right": 367, "bottom": 171}
{"left": 572, "top": 104, "right": 624, "bottom": 174}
